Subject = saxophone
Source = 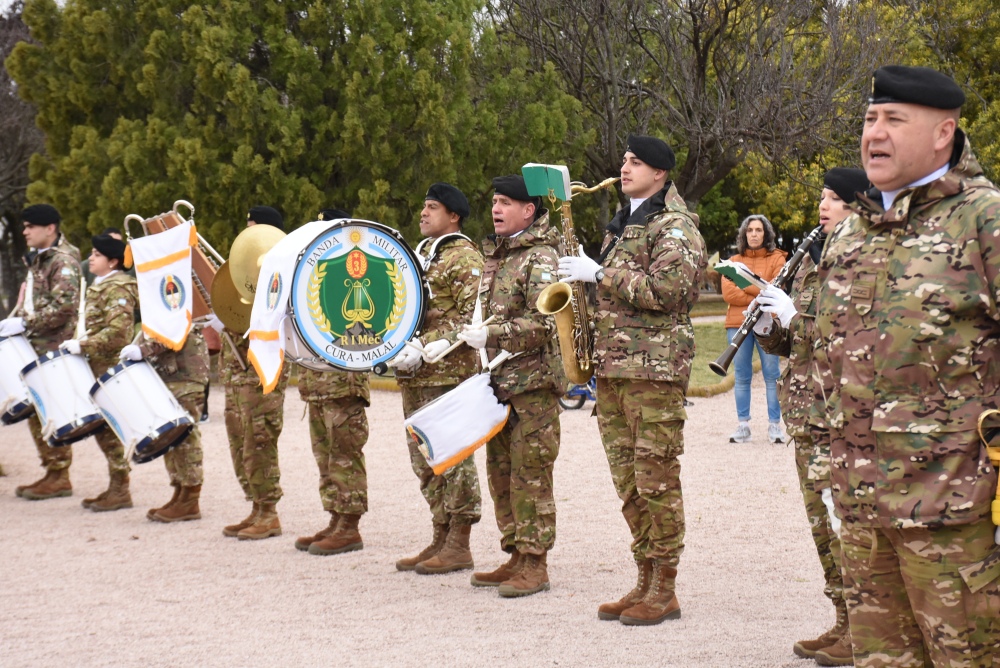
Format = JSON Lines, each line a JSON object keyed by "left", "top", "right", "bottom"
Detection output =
{"left": 536, "top": 176, "right": 620, "bottom": 384}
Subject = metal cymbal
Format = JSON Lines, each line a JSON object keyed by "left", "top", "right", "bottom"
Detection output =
{"left": 229, "top": 224, "right": 286, "bottom": 301}
{"left": 211, "top": 261, "right": 252, "bottom": 333}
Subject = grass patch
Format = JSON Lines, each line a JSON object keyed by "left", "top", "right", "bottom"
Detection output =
{"left": 690, "top": 322, "right": 730, "bottom": 389}
{"left": 690, "top": 300, "right": 727, "bottom": 318}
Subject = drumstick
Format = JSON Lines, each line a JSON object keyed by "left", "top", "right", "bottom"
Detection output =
{"left": 426, "top": 315, "right": 496, "bottom": 364}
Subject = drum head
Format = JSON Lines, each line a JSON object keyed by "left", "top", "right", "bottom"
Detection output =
{"left": 288, "top": 219, "right": 427, "bottom": 371}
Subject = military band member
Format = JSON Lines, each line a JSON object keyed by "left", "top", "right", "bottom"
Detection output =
{"left": 810, "top": 66, "right": 1000, "bottom": 665}
{"left": 389, "top": 184, "right": 484, "bottom": 574}
{"left": 1, "top": 204, "right": 82, "bottom": 500}
{"left": 457, "top": 175, "right": 562, "bottom": 597}
{"left": 558, "top": 134, "right": 706, "bottom": 625}
{"left": 60, "top": 233, "right": 139, "bottom": 512}
{"left": 208, "top": 206, "right": 290, "bottom": 540}
{"left": 293, "top": 207, "right": 373, "bottom": 557}
{"left": 755, "top": 168, "right": 870, "bottom": 664}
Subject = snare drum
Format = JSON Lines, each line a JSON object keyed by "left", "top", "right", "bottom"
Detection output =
{"left": 0, "top": 334, "right": 37, "bottom": 424}
{"left": 90, "top": 360, "right": 194, "bottom": 464}
{"left": 20, "top": 350, "right": 105, "bottom": 446}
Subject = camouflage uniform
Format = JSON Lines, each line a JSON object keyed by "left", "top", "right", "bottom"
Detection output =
{"left": 79, "top": 272, "right": 138, "bottom": 477}
{"left": 221, "top": 331, "right": 289, "bottom": 505}
{"left": 139, "top": 329, "right": 209, "bottom": 487}
{"left": 15, "top": 239, "right": 82, "bottom": 473}
{"left": 479, "top": 211, "right": 563, "bottom": 556}
{"left": 757, "top": 255, "right": 845, "bottom": 615}
{"left": 594, "top": 182, "right": 706, "bottom": 566}
{"left": 814, "top": 132, "right": 1000, "bottom": 665}
{"left": 297, "top": 368, "right": 370, "bottom": 515}
{"left": 396, "top": 236, "right": 484, "bottom": 526}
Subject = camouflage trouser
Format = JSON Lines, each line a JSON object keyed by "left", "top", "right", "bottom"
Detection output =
{"left": 596, "top": 378, "right": 686, "bottom": 566}
{"left": 27, "top": 412, "right": 73, "bottom": 472}
{"left": 400, "top": 384, "right": 482, "bottom": 526}
{"left": 93, "top": 425, "right": 129, "bottom": 477}
{"left": 792, "top": 434, "right": 843, "bottom": 607}
{"left": 307, "top": 397, "right": 369, "bottom": 515}
{"left": 486, "top": 389, "right": 559, "bottom": 556}
{"left": 162, "top": 391, "right": 204, "bottom": 487}
{"left": 224, "top": 383, "right": 285, "bottom": 504}
{"left": 841, "top": 519, "right": 1000, "bottom": 667}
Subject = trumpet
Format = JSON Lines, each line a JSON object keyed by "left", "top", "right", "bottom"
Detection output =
{"left": 709, "top": 224, "right": 824, "bottom": 376}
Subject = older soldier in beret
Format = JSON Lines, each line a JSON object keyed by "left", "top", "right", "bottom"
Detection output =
{"left": 3, "top": 204, "right": 83, "bottom": 500}
{"left": 390, "top": 183, "right": 484, "bottom": 574}
{"left": 205, "top": 205, "right": 290, "bottom": 540}
{"left": 805, "top": 65, "right": 1000, "bottom": 665}
{"left": 457, "top": 175, "right": 563, "bottom": 597}
{"left": 558, "top": 134, "right": 706, "bottom": 625}
{"left": 755, "top": 168, "right": 869, "bottom": 664}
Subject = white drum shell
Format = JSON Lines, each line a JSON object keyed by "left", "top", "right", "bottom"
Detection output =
{"left": 20, "top": 350, "right": 104, "bottom": 444}
{"left": 0, "top": 334, "right": 37, "bottom": 424}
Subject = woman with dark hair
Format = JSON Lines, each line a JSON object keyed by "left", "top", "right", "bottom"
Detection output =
{"left": 721, "top": 214, "right": 787, "bottom": 443}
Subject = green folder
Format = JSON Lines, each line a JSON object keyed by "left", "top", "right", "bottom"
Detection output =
{"left": 522, "top": 163, "right": 571, "bottom": 201}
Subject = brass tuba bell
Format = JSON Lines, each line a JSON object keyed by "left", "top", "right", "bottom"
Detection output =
{"left": 229, "top": 224, "right": 286, "bottom": 302}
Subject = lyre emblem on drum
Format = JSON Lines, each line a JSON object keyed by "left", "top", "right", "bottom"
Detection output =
{"left": 265, "top": 272, "right": 283, "bottom": 312}
{"left": 342, "top": 278, "right": 375, "bottom": 327}
{"left": 160, "top": 274, "right": 185, "bottom": 311}
{"left": 406, "top": 423, "right": 434, "bottom": 461}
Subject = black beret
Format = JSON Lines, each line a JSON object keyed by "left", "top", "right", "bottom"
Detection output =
{"left": 823, "top": 168, "right": 870, "bottom": 204}
{"left": 492, "top": 175, "right": 538, "bottom": 206}
{"left": 247, "top": 205, "right": 284, "bottom": 230}
{"left": 425, "top": 182, "right": 470, "bottom": 219}
{"left": 21, "top": 204, "right": 61, "bottom": 227}
{"left": 870, "top": 65, "right": 965, "bottom": 109}
{"left": 318, "top": 208, "right": 351, "bottom": 221}
{"left": 92, "top": 234, "right": 126, "bottom": 262}
{"left": 625, "top": 133, "right": 676, "bottom": 171}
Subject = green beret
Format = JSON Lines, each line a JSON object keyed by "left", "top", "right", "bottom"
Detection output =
{"left": 248, "top": 205, "right": 284, "bottom": 230}
{"left": 21, "top": 204, "right": 61, "bottom": 227}
{"left": 869, "top": 65, "right": 965, "bottom": 109}
{"left": 625, "top": 134, "right": 676, "bottom": 170}
{"left": 425, "top": 182, "right": 470, "bottom": 219}
{"left": 823, "top": 168, "right": 870, "bottom": 204}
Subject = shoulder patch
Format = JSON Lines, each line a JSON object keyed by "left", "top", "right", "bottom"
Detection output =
{"left": 118, "top": 298, "right": 127, "bottom": 306}
{"left": 541, "top": 271, "right": 552, "bottom": 281}
{"left": 61, "top": 267, "right": 74, "bottom": 276}
{"left": 671, "top": 228, "right": 685, "bottom": 239}
{"left": 472, "top": 268, "right": 481, "bottom": 276}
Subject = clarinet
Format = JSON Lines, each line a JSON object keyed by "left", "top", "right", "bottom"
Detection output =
{"left": 709, "top": 225, "right": 824, "bottom": 377}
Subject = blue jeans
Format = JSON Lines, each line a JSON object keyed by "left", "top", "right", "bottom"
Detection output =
{"left": 726, "top": 327, "right": 781, "bottom": 423}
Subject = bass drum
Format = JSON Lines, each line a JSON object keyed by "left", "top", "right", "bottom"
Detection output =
{"left": 282, "top": 316, "right": 334, "bottom": 372}
{"left": 287, "top": 220, "right": 427, "bottom": 372}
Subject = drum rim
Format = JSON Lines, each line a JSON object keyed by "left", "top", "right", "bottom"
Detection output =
{"left": 19, "top": 348, "right": 74, "bottom": 378}
{"left": 132, "top": 417, "right": 194, "bottom": 464}
{"left": 48, "top": 413, "right": 106, "bottom": 447}
{"left": 0, "top": 400, "right": 34, "bottom": 425}
{"left": 288, "top": 219, "right": 429, "bottom": 371}
{"left": 90, "top": 359, "right": 142, "bottom": 397}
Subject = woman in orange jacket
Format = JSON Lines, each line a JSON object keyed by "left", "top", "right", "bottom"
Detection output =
{"left": 721, "top": 215, "right": 787, "bottom": 444}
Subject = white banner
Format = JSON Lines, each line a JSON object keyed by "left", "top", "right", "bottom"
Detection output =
{"left": 131, "top": 221, "right": 195, "bottom": 351}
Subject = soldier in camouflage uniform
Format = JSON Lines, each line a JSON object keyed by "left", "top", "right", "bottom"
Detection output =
{"left": 811, "top": 66, "right": 1000, "bottom": 666}
{"left": 389, "top": 184, "right": 484, "bottom": 575}
{"left": 121, "top": 328, "right": 210, "bottom": 523}
{"left": 1, "top": 205, "right": 82, "bottom": 500}
{"left": 755, "top": 168, "right": 870, "bottom": 664}
{"left": 60, "top": 233, "right": 139, "bottom": 512}
{"left": 457, "top": 175, "right": 562, "bottom": 598}
{"left": 558, "top": 135, "right": 706, "bottom": 626}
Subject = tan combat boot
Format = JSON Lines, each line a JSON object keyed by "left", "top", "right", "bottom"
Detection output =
{"left": 16, "top": 471, "right": 49, "bottom": 498}
{"left": 498, "top": 552, "right": 549, "bottom": 598}
{"left": 223, "top": 503, "right": 259, "bottom": 537}
{"left": 471, "top": 551, "right": 523, "bottom": 587}
{"left": 237, "top": 503, "right": 282, "bottom": 540}
{"left": 147, "top": 483, "right": 181, "bottom": 519}
{"left": 619, "top": 561, "right": 681, "bottom": 625}
{"left": 90, "top": 472, "right": 133, "bottom": 512}
{"left": 295, "top": 511, "right": 340, "bottom": 552}
{"left": 22, "top": 468, "right": 72, "bottom": 500}
{"left": 150, "top": 485, "right": 201, "bottom": 523}
{"left": 308, "top": 513, "right": 363, "bottom": 555}
{"left": 815, "top": 630, "right": 854, "bottom": 666}
{"left": 793, "top": 601, "right": 850, "bottom": 658}
{"left": 415, "top": 523, "right": 473, "bottom": 574}
{"left": 598, "top": 559, "right": 653, "bottom": 620}
{"left": 395, "top": 522, "right": 448, "bottom": 571}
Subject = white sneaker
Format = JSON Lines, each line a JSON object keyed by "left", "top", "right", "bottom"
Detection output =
{"left": 729, "top": 423, "right": 751, "bottom": 443}
{"left": 768, "top": 422, "right": 785, "bottom": 444}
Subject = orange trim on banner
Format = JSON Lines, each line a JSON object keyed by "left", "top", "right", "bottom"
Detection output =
{"left": 135, "top": 248, "right": 190, "bottom": 273}
{"left": 189, "top": 224, "right": 198, "bottom": 247}
{"left": 249, "top": 330, "right": 280, "bottom": 342}
{"left": 429, "top": 405, "right": 511, "bottom": 475}
{"left": 247, "top": 347, "right": 284, "bottom": 395}
{"left": 141, "top": 310, "right": 193, "bottom": 351}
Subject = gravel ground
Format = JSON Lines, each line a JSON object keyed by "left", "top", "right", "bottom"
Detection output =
{"left": 0, "top": 373, "right": 829, "bottom": 667}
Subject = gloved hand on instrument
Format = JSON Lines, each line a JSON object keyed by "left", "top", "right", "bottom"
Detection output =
{"left": 756, "top": 285, "right": 797, "bottom": 328}
{"left": 205, "top": 314, "right": 224, "bottom": 333}
{"left": 457, "top": 324, "right": 488, "bottom": 350}
{"left": 119, "top": 344, "right": 143, "bottom": 361}
{"left": 60, "top": 339, "right": 82, "bottom": 355}
{"left": 421, "top": 339, "right": 451, "bottom": 363}
{"left": 387, "top": 340, "right": 422, "bottom": 372}
{"left": 558, "top": 247, "right": 601, "bottom": 284}
{"left": 752, "top": 311, "right": 774, "bottom": 336}
{"left": 0, "top": 317, "right": 26, "bottom": 337}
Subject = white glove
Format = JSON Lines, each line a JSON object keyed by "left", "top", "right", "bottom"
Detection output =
{"left": 387, "top": 342, "right": 422, "bottom": 372}
{"left": 61, "top": 339, "right": 82, "bottom": 355}
{"left": 119, "top": 344, "right": 143, "bottom": 361}
{"left": 0, "top": 317, "right": 26, "bottom": 337}
{"left": 752, "top": 311, "right": 774, "bottom": 336}
{"left": 206, "top": 314, "right": 224, "bottom": 333}
{"left": 756, "top": 285, "right": 797, "bottom": 328}
{"left": 557, "top": 247, "right": 601, "bottom": 284}
{"left": 457, "top": 324, "right": 488, "bottom": 350}
{"left": 421, "top": 339, "right": 451, "bottom": 363}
